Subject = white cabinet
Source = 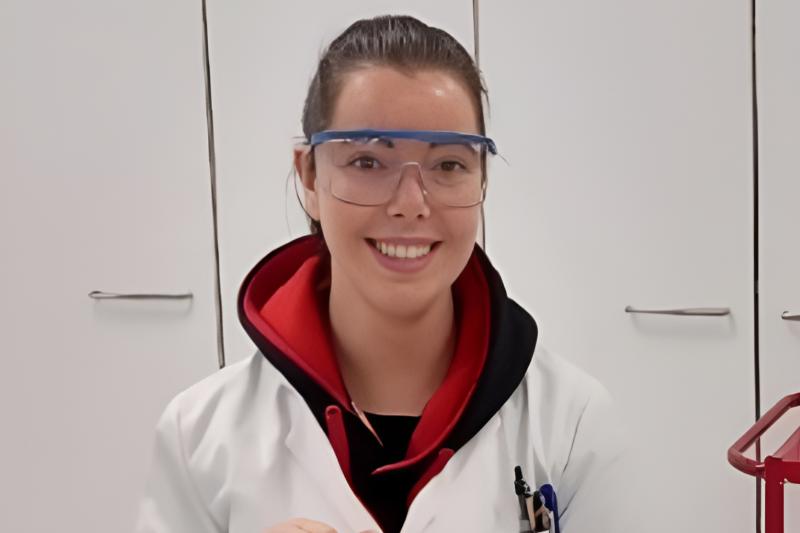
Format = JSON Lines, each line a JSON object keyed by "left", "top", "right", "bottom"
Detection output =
{"left": 479, "top": 1, "right": 755, "bottom": 530}
{"left": 756, "top": 0, "right": 800, "bottom": 529}
{"left": 0, "top": 1, "right": 220, "bottom": 531}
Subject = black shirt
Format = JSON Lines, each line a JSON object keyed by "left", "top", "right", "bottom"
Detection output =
{"left": 349, "top": 411, "right": 421, "bottom": 533}
{"left": 363, "top": 411, "right": 421, "bottom": 463}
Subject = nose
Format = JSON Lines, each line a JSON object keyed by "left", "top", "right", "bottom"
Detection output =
{"left": 385, "top": 162, "right": 431, "bottom": 219}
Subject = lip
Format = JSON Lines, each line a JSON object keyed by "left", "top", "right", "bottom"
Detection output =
{"left": 365, "top": 238, "right": 440, "bottom": 273}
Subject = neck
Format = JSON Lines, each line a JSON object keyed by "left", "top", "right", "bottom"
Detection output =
{"left": 328, "top": 273, "right": 456, "bottom": 417}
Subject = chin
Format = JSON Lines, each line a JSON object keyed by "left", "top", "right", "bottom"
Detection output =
{"left": 372, "top": 276, "right": 452, "bottom": 317}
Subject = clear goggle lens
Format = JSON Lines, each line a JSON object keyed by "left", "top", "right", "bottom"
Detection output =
{"left": 312, "top": 134, "right": 494, "bottom": 207}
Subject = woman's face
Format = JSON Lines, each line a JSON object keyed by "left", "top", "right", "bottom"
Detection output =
{"left": 296, "top": 66, "right": 482, "bottom": 318}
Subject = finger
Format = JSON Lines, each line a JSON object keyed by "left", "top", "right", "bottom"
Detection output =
{"left": 288, "top": 517, "right": 338, "bottom": 533}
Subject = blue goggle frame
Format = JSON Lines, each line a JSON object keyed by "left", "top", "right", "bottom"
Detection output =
{"left": 308, "top": 128, "right": 498, "bottom": 156}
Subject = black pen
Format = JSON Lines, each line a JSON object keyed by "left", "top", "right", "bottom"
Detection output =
{"left": 514, "top": 465, "right": 535, "bottom": 533}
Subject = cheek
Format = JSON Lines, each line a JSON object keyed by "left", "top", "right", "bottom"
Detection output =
{"left": 441, "top": 209, "right": 481, "bottom": 273}
{"left": 317, "top": 196, "right": 369, "bottom": 252}
{"left": 445, "top": 209, "right": 480, "bottom": 245}
{"left": 318, "top": 198, "right": 344, "bottom": 243}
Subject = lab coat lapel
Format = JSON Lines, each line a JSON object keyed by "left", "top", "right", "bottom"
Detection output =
{"left": 282, "top": 389, "right": 380, "bottom": 532}
{"left": 400, "top": 416, "right": 520, "bottom": 532}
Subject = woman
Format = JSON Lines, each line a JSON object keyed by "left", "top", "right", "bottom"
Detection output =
{"left": 137, "top": 14, "right": 632, "bottom": 533}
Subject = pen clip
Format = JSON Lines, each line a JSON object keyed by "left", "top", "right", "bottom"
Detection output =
{"left": 531, "top": 490, "right": 552, "bottom": 532}
{"left": 514, "top": 465, "right": 532, "bottom": 496}
{"left": 537, "top": 484, "right": 560, "bottom": 533}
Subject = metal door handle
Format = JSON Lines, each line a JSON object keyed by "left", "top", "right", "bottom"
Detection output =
{"left": 625, "top": 306, "right": 730, "bottom": 316}
{"left": 781, "top": 311, "right": 800, "bottom": 321}
{"left": 88, "top": 290, "right": 193, "bottom": 300}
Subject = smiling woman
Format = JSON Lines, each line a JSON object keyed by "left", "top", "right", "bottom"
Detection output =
{"left": 136, "top": 14, "right": 635, "bottom": 533}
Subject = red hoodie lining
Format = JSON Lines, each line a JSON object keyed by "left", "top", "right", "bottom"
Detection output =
{"left": 406, "top": 448, "right": 454, "bottom": 506}
{"left": 241, "top": 240, "right": 352, "bottom": 409}
{"left": 248, "top": 236, "right": 491, "bottom": 473}
{"left": 324, "top": 405, "right": 352, "bottom": 480}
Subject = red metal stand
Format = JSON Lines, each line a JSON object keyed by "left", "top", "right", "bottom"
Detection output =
{"left": 728, "top": 393, "right": 800, "bottom": 533}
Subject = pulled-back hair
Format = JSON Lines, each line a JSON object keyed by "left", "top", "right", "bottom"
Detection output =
{"left": 298, "top": 14, "right": 489, "bottom": 237}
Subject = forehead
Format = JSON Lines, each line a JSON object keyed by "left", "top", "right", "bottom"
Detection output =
{"left": 329, "top": 66, "right": 480, "bottom": 133}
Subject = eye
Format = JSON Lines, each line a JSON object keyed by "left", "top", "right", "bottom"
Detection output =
{"left": 350, "top": 156, "right": 382, "bottom": 170}
{"left": 439, "top": 160, "right": 467, "bottom": 172}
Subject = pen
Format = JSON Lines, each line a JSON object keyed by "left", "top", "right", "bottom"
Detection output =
{"left": 538, "top": 484, "right": 560, "bottom": 533}
{"left": 514, "top": 465, "right": 535, "bottom": 532}
{"left": 514, "top": 466, "right": 561, "bottom": 533}
{"left": 531, "top": 490, "right": 551, "bottom": 531}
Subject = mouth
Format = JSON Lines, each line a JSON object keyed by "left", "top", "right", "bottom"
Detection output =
{"left": 365, "top": 238, "right": 442, "bottom": 260}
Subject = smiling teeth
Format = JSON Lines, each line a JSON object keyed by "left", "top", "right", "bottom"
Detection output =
{"left": 374, "top": 240, "right": 433, "bottom": 259}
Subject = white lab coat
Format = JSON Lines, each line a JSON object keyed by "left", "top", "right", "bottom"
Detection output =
{"left": 135, "top": 342, "right": 641, "bottom": 533}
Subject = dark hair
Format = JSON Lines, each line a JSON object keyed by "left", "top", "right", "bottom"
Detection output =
{"left": 297, "top": 14, "right": 489, "bottom": 237}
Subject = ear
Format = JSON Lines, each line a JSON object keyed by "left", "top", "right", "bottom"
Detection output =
{"left": 294, "top": 145, "right": 320, "bottom": 222}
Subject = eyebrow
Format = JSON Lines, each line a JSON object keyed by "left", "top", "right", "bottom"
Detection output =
{"left": 345, "top": 138, "right": 479, "bottom": 153}
{"left": 430, "top": 142, "right": 479, "bottom": 153}
{"left": 347, "top": 137, "right": 394, "bottom": 148}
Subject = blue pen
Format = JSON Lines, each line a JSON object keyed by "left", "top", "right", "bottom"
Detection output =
{"left": 537, "top": 483, "right": 560, "bottom": 533}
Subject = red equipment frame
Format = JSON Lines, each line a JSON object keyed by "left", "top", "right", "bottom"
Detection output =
{"left": 728, "top": 393, "right": 800, "bottom": 533}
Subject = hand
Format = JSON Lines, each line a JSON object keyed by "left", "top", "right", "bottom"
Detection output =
{"left": 262, "top": 517, "right": 378, "bottom": 533}
{"left": 263, "top": 518, "right": 338, "bottom": 532}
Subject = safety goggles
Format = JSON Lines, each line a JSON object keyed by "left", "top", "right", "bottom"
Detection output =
{"left": 307, "top": 129, "right": 499, "bottom": 208}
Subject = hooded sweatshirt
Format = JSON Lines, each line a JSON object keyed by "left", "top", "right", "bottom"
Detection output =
{"left": 237, "top": 234, "right": 538, "bottom": 532}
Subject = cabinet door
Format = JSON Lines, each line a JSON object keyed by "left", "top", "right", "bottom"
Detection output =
{"left": 480, "top": 1, "right": 755, "bottom": 530}
{"left": 0, "top": 1, "right": 219, "bottom": 531}
{"left": 206, "top": 2, "right": 475, "bottom": 365}
{"left": 757, "top": 0, "right": 800, "bottom": 528}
